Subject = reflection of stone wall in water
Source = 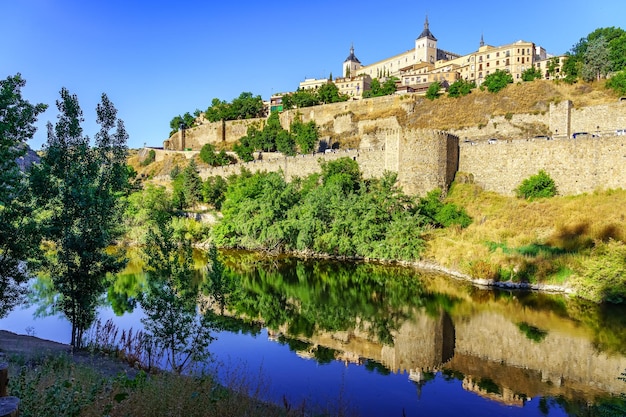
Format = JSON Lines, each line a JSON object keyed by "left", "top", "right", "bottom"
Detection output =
{"left": 284, "top": 306, "right": 626, "bottom": 404}
{"left": 381, "top": 310, "right": 455, "bottom": 375}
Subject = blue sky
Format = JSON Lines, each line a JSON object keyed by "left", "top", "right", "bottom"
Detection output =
{"left": 4, "top": 0, "right": 625, "bottom": 150}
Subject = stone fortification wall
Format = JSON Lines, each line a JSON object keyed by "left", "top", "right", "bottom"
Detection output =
{"left": 570, "top": 101, "right": 626, "bottom": 134}
{"left": 187, "top": 128, "right": 459, "bottom": 197}
{"left": 459, "top": 134, "right": 626, "bottom": 195}
{"left": 164, "top": 118, "right": 264, "bottom": 150}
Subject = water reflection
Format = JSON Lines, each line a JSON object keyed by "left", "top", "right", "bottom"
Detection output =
{"left": 14, "top": 250, "right": 626, "bottom": 415}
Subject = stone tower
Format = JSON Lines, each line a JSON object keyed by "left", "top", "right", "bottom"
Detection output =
{"left": 343, "top": 43, "right": 362, "bottom": 78}
{"left": 415, "top": 16, "right": 438, "bottom": 64}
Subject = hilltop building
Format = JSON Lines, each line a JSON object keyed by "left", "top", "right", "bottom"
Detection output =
{"left": 298, "top": 17, "right": 562, "bottom": 99}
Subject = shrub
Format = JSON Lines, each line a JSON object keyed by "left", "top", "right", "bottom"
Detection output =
{"left": 516, "top": 170, "right": 557, "bottom": 199}
{"left": 141, "top": 149, "right": 156, "bottom": 166}
{"left": 425, "top": 82, "right": 442, "bottom": 100}
{"left": 482, "top": 70, "right": 513, "bottom": 93}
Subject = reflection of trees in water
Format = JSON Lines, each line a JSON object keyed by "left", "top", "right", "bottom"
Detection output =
{"left": 224, "top": 258, "right": 454, "bottom": 345}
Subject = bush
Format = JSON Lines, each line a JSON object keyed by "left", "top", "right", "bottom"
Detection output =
{"left": 425, "top": 82, "right": 442, "bottom": 100}
{"left": 516, "top": 170, "right": 557, "bottom": 199}
{"left": 482, "top": 70, "right": 513, "bottom": 93}
{"left": 141, "top": 149, "right": 156, "bottom": 166}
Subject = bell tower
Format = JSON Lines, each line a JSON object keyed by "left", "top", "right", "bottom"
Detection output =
{"left": 415, "top": 16, "right": 438, "bottom": 64}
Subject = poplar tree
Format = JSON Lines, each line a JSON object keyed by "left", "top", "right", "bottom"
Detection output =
{"left": 0, "top": 74, "right": 47, "bottom": 317}
{"left": 31, "top": 88, "right": 129, "bottom": 347}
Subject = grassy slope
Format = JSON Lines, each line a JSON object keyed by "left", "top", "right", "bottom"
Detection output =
{"left": 427, "top": 183, "right": 626, "bottom": 292}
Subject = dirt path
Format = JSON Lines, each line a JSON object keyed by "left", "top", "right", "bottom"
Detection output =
{"left": 0, "top": 330, "right": 138, "bottom": 378}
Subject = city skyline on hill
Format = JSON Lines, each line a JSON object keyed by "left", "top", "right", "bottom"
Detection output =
{"left": 4, "top": 0, "right": 624, "bottom": 149}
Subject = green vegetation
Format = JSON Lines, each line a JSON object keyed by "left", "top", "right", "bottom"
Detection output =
{"left": 447, "top": 79, "right": 475, "bottom": 98}
{"left": 140, "top": 149, "right": 156, "bottom": 166}
{"left": 233, "top": 113, "right": 320, "bottom": 160}
{"left": 571, "top": 240, "right": 626, "bottom": 303}
{"left": 606, "top": 70, "right": 626, "bottom": 95}
{"left": 199, "top": 143, "right": 231, "bottom": 166}
{"left": 0, "top": 74, "right": 47, "bottom": 318}
{"left": 362, "top": 77, "right": 398, "bottom": 98}
{"left": 425, "top": 82, "right": 442, "bottom": 100}
{"left": 567, "top": 27, "right": 626, "bottom": 82}
{"left": 204, "top": 92, "right": 265, "bottom": 123}
{"left": 522, "top": 66, "right": 543, "bottom": 82}
{"left": 30, "top": 89, "right": 130, "bottom": 348}
{"left": 9, "top": 353, "right": 292, "bottom": 417}
{"left": 517, "top": 322, "right": 548, "bottom": 342}
{"left": 213, "top": 158, "right": 471, "bottom": 261}
{"left": 169, "top": 112, "right": 196, "bottom": 136}
{"left": 516, "top": 170, "right": 557, "bottom": 200}
{"left": 481, "top": 69, "right": 513, "bottom": 93}
{"left": 281, "top": 82, "right": 348, "bottom": 110}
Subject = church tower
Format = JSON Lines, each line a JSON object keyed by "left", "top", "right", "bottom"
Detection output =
{"left": 415, "top": 16, "right": 438, "bottom": 64}
{"left": 343, "top": 44, "right": 362, "bottom": 78}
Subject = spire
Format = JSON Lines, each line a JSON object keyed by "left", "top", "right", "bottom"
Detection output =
{"left": 344, "top": 43, "right": 361, "bottom": 63}
{"left": 480, "top": 33, "right": 485, "bottom": 47}
{"left": 417, "top": 15, "right": 437, "bottom": 41}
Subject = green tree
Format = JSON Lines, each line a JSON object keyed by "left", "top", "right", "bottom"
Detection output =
{"left": 482, "top": 69, "right": 513, "bottom": 93}
{"left": 183, "top": 159, "right": 203, "bottom": 208}
{"left": 425, "top": 82, "right": 442, "bottom": 100}
{"left": 317, "top": 82, "right": 348, "bottom": 104}
{"left": 31, "top": 89, "right": 129, "bottom": 347}
{"left": 546, "top": 57, "right": 561, "bottom": 79}
{"left": 561, "top": 54, "right": 581, "bottom": 83}
{"left": 202, "top": 175, "right": 227, "bottom": 210}
{"left": 0, "top": 74, "right": 47, "bottom": 318}
{"left": 522, "top": 66, "right": 543, "bottom": 81}
{"left": 140, "top": 216, "right": 214, "bottom": 374}
{"left": 281, "top": 89, "right": 320, "bottom": 110}
{"left": 515, "top": 170, "right": 557, "bottom": 200}
{"left": 291, "top": 118, "right": 319, "bottom": 154}
{"left": 582, "top": 36, "right": 611, "bottom": 81}
{"left": 363, "top": 77, "right": 398, "bottom": 98}
{"left": 606, "top": 70, "right": 626, "bottom": 95}
{"left": 233, "top": 128, "right": 256, "bottom": 162}
{"left": 447, "top": 79, "right": 475, "bottom": 98}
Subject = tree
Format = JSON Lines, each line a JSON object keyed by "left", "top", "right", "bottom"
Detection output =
{"left": 31, "top": 89, "right": 129, "bottom": 348}
{"left": 363, "top": 77, "right": 398, "bottom": 98}
{"left": 522, "top": 66, "right": 543, "bottom": 81}
{"left": 181, "top": 159, "right": 203, "bottom": 208}
{"left": 425, "top": 82, "right": 442, "bottom": 100}
{"left": 0, "top": 74, "right": 47, "bottom": 318}
{"left": 317, "top": 82, "right": 348, "bottom": 104}
{"left": 291, "top": 118, "right": 319, "bottom": 154}
{"left": 202, "top": 175, "right": 227, "bottom": 210}
{"left": 606, "top": 70, "right": 626, "bottom": 95}
{"left": 546, "top": 57, "right": 561, "bottom": 79}
{"left": 581, "top": 36, "right": 611, "bottom": 82}
{"left": 482, "top": 70, "right": 513, "bottom": 93}
{"left": 140, "top": 216, "right": 214, "bottom": 374}
{"left": 447, "top": 79, "right": 475, "bottom": 98}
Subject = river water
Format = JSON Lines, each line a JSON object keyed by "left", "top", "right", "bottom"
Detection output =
{"left": 1, "top": 253, "right": 625, "bottom": 417}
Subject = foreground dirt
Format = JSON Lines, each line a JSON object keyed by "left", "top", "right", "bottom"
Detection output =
{"left": 0, "top": 330, "right": 138, "bottom": 378}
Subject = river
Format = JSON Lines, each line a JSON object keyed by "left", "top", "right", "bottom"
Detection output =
{"left": 1, "top": 252, "right": 625, "bottom": 417}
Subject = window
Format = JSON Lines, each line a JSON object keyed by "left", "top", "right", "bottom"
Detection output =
{"left": 521, "top": 57, "right": 525, "bottom": 64}
{"left": 496, "top": 60, "right": 499, "bottom": 66}
{"left": 487, "top": 54, "right": 490, "bottom": 59}
{"left": 487, "top": 62, "right": 490, "bottom": 67}
{"left": 496, "top": 52, "right": 500, "bottom": 57}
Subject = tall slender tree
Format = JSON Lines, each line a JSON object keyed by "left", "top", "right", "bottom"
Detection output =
{"left": 0, "top": 74, "right": 47, "bottom": 317}
{"left": 31, "top": 89, "right": 129, "bottom": 347}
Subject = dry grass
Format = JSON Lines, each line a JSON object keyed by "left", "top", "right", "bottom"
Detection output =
{"left": 424, "top": 184, "right": 626, "bottom": 284}
{"left": 404, "top": 80, "right": 618, "bottom": 131}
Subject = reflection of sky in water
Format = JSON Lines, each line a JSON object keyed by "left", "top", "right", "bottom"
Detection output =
{"left": 0, "top": 306, "right": 567, "bottom": 417}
